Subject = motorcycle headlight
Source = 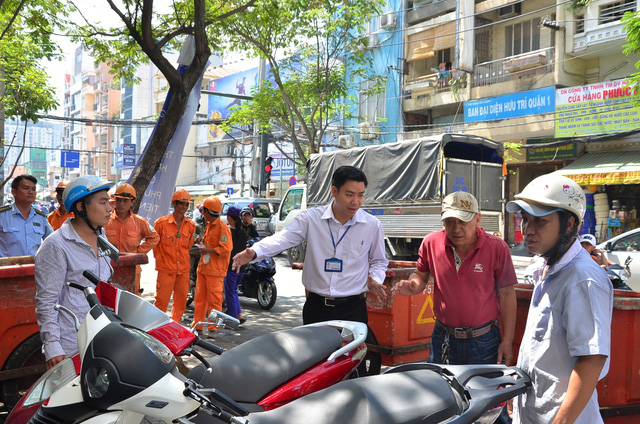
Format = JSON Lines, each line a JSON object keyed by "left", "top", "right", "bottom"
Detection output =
{"left": 125, "top": 327, "right": 173, "bottom": 365}
{"left": 23, "top": 358, "right": 78, "bottom": 406}
{"left": 85, "top": 366, "right": 109, "bottom": 398}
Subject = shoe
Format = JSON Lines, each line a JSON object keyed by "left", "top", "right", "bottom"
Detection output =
{"left": 239, "top": 317, "right": 247, "bottom": 325}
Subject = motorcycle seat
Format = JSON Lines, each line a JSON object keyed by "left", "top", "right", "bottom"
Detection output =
{"left": 187, "top": 326, "right": 343, "bottom": 403}
{"left": 193, "top": 369, "right": 462, "bottom": 424}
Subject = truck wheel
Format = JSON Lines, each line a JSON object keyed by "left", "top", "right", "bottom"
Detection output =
{"left": 257, "top": 280, "right": 277, "bottom": 310}
{"left": 286, "top": 243, "right": 306, "bottom": 266}
{"left": 0, "top": 334, "right": 45, "bottom": 409}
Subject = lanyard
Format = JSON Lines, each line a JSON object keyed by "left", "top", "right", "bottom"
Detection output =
{"left": 327, "top": 220, "right": 351, "bottom": 257}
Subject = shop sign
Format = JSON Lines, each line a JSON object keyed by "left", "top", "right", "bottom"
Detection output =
{"left": 555, "top": 80, "right": 640, "bottom": 138}
{"left": 526, "top": 138, "right": 578, "bottom": 162}
{"left": 464, "top": 87, "right": 555, "bottom": 123}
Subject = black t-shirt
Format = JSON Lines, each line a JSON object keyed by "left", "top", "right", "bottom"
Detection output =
{"left": 229, "top": 226, "right": 249, "bottom": 272}
{"left": 242, "top": 223, "right": 259, "bottom": 239}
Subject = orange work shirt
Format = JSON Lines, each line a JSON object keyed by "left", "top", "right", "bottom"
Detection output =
{"left": 198, "top": 218, "right": 232, "bottom": 277}
{"left": 104, "top": 210, "right": 160, "bottom": 254}
{"left": 153, "top": 213, "right": 196, "bottom": 274}
{"left": 47, "top": 209, "right": 74, "bottom": 231}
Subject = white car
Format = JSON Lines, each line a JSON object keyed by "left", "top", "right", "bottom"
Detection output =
{"left": 598, "top": 228, "right": 640, "bottom": 292}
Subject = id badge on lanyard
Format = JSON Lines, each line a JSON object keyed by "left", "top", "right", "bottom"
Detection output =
{"left": 325, "top": 221, "right": 350, "bottom": 273}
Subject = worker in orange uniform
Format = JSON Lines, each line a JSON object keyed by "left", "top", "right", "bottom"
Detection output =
{"left": 104, "top": 183, "right": 159, "bottom": 295}
{"left": 153, "top": 189, "right": 196, "bottom": 322}
{"left": 191, "top": 195, "right": 232, "bottom": 331}
{"left": 47, "top": 181, "right": 74, "bottom": 231}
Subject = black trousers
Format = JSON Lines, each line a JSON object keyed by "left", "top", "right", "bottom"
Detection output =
{"left": 302, "top": 292, "right": 368, "bottom": 325}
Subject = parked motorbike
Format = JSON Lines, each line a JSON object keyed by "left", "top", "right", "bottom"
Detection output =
{"left": 606, "top": 255, "right": 634, "bottom": 291}
{"left": 6, "top": 274, "right": 366, "bottom": 424}
{"left": 17, "top": 283, "right": 531, "bottom": 424}
{"left": 187, "top": 239, "right": 277, "bottom": 310}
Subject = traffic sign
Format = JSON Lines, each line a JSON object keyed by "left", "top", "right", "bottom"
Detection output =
{"left": 60, "top": 151, "right": 80, "bottom": 168}
{"left": 289, "top": 176, "right": 297, "bottom": 186}
{"left": 227, "top": 187, "right": 234, "bottom": 196}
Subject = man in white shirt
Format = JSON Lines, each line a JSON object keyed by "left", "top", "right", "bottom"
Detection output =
{"left": 233, "top": 166, "right": 388, "bottom": 325}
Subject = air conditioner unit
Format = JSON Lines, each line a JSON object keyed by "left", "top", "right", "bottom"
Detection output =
{"left": 367, "top": 33, "right": 379, "bottom": 49}
{"left": 338, "top": 134, "right": 356, "bottom": 149}
{"left": 359, "top": 121, "right": 379, "bottom": 140}
{"left": 380, "top": 11, "right": 397, "bottom": 30}
{"left": 498, "top": 3, "right": 521, "bottom": 17}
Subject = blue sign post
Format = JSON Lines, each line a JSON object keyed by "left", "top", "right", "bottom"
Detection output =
{"left": 227, "top": 187, "right": 234, "bottom": 196}
{"left": 464, "top": 87, "right": 555, "bottom": 123}
{"left": 60, "top": 151, "right": 80, "bottom": 168}
{"left": 123, "top": 144, "right": 136, "bottom": 167}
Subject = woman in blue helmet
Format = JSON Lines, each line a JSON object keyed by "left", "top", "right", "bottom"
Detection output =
{"left": 35, "top": 176, "right": 113, "bottom": 370}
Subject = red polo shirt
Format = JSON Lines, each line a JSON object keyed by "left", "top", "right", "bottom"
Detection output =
{"left": 417, "top": 227, "right": 517, "bottom": 328}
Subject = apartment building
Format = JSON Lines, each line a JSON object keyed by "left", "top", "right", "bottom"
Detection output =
{"left": 62, "top": 46, "right": 121, "bottom": 181}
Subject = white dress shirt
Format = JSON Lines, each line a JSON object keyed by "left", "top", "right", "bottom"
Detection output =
{"left": 252, "top": 202, "right": 388, "bottom": 297}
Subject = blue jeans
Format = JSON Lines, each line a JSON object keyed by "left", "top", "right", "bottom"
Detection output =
{"left": 429, "top": 321, "right": 502, "bottom": 365}
{"left": 223, "top": 271, "right": 244, "bottom": 319}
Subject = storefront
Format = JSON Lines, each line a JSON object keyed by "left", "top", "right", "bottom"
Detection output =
{"left": 557, "top": 150, "right": 640, "bottom": 243}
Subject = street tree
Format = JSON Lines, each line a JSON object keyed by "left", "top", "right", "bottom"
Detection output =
{"left": 219, "top": 0, "right": 385, "bottom": 165}
{"left": 0, "top": 0, "right": 71, "bottom": 189}
{"left": 72, "top": 0, "right": 256, "bottom": 211}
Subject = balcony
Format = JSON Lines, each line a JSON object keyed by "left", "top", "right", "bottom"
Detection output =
{"left": 406, "top": 0, "right": 456, "bottom": 25}
{"left": 573, "top": 21, "right": 627, "bottom": 56}
{"left": 472, "top": 47, "right": 555, "bottom": 88}
{"left": 403, "top": 70, "right": 469, "bottom": 112}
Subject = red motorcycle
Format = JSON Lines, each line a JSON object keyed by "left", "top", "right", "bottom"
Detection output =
{"left": 6, "top": 274, "right": 367, "bottom": 424}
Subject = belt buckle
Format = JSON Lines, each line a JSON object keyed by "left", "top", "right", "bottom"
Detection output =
{"left": 324, "top": 297, "right": 335, "bottom": 307}
{"left": 454, "top": 327, "right": 471, "bottom": 339}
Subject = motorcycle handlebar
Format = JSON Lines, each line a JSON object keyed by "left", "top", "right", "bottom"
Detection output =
{"left": 195, "top": 338, "right": 224, "bottom": 356}
{"left": 83, "top": 270, "right": 102, "bottom": 285}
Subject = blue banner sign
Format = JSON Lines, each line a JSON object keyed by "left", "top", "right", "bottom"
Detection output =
{"left": 464, "top": 87, "right": 555, "bottom": 123}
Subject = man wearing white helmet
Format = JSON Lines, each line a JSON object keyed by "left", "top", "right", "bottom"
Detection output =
{"left": 506, "top": 174, "right": 613, "bottom": 423}
{"left": 35, "top": 176, "right": 114, "bottom": 370}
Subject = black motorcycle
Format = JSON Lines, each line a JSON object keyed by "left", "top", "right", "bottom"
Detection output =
{"left": 187, "top": 239, "right": 278, "bottom": 310}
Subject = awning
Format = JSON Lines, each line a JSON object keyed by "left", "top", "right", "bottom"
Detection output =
{"left": 556, "top": 151, "right": 640, "bottom": 185}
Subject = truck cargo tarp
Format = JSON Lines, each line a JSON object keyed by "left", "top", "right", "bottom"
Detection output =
{"left": 307, "top": 134, "right": 503, "bottom": 206}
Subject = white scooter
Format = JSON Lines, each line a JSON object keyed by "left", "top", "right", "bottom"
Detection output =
{"left": 23, "top": 280, "right": 531, "bottom": 424}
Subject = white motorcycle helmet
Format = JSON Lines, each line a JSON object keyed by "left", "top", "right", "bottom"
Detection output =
{"left": 507, "top": 173, "right": 586, "bottom": 265}
{"left": 506, "top": 174, "right": 586, "bottom": 220}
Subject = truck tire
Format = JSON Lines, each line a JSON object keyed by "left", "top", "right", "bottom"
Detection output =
{"left": 0, "top": 334, "right": 45, "bottom": 409}
{"left": 286, "top": 243, "right": 306, "bottom": 266}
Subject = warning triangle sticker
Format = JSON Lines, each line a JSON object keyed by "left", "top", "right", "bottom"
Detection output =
{"left": 417, "top": 295, "right": 435, "bottom": 325}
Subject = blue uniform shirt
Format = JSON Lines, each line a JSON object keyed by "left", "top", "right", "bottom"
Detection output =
{"left": 0, "top": 203, "right": 54, "bottom": 256}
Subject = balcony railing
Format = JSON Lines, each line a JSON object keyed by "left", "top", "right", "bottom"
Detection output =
{"left": 472, "top": 46, "right": 555, "bottom": 88}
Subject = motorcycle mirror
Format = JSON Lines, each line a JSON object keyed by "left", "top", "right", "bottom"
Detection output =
{"left": 208, "top": 310, "right": 240, "bottom": 330}
{"left": 97, "top": 235, "right": 120, "bottom": 263}
{"left": 625, "top": 256, "right": 633, "bottom": 266}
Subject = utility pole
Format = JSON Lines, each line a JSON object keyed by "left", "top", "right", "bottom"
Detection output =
{"left": 251, "top": 58, "right": 267, "bottom": 197}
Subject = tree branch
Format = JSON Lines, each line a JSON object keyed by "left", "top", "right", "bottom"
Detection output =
{"left": 0, "top": 0, "right": 27, "bottom": 42}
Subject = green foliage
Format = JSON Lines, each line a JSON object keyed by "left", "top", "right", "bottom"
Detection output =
{"left": 220, "top": 0, "right": 385, "bottom": 160}
{"left": 0, "top": 0, "right": 71, "bottom": 121}
{"left": 622, "top": 11, "right": 640, "bottom": 99}
{"left": 568, "top": 0, "right": 591, "bottom": 10}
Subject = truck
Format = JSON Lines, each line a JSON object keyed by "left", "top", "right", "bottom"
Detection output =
{"left": 275, "top": 133, "right": 506, "bottom": 264}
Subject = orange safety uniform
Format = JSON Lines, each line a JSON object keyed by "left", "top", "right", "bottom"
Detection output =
{"left": 47, "top": 209, "right": 74, "bottom": 231}
{"left": 192, "top": 218, "right": 232, "bottom": 329}
{"left": 104, "top": 209, "right": 160, "bottom": 294}
{"left": 153, "top": 213, "right": 196, "bottom": 322}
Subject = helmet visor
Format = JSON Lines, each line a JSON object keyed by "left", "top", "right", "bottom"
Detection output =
{"left": 506, "top": 199, "right": 563, "bottom": 217}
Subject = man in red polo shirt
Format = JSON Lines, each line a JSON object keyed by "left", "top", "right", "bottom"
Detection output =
{"left": 392, "top": 191, "right": 517, "bottom": 367}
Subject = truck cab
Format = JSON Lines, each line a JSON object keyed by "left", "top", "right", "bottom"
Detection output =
{"left": 275, "top": 184, "right": 307, "bottom": 264}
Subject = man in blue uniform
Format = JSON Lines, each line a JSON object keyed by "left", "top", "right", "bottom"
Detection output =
{"left": 0, "top": 174, "right": 53, "bottom": 256}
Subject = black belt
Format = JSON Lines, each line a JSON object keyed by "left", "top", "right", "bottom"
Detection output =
{"left": 436, "top": 319, "right": 499, "bottom": 339}
{"left": 308, "top": 292, "right": 366, "bottom": 307}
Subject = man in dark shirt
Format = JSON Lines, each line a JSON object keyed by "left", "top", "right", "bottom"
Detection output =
{"left": 225, "top": 207, "right": 249, "bottom": 323}
{"left": 240, "top": 207, "right": 259, "bottom": 239}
